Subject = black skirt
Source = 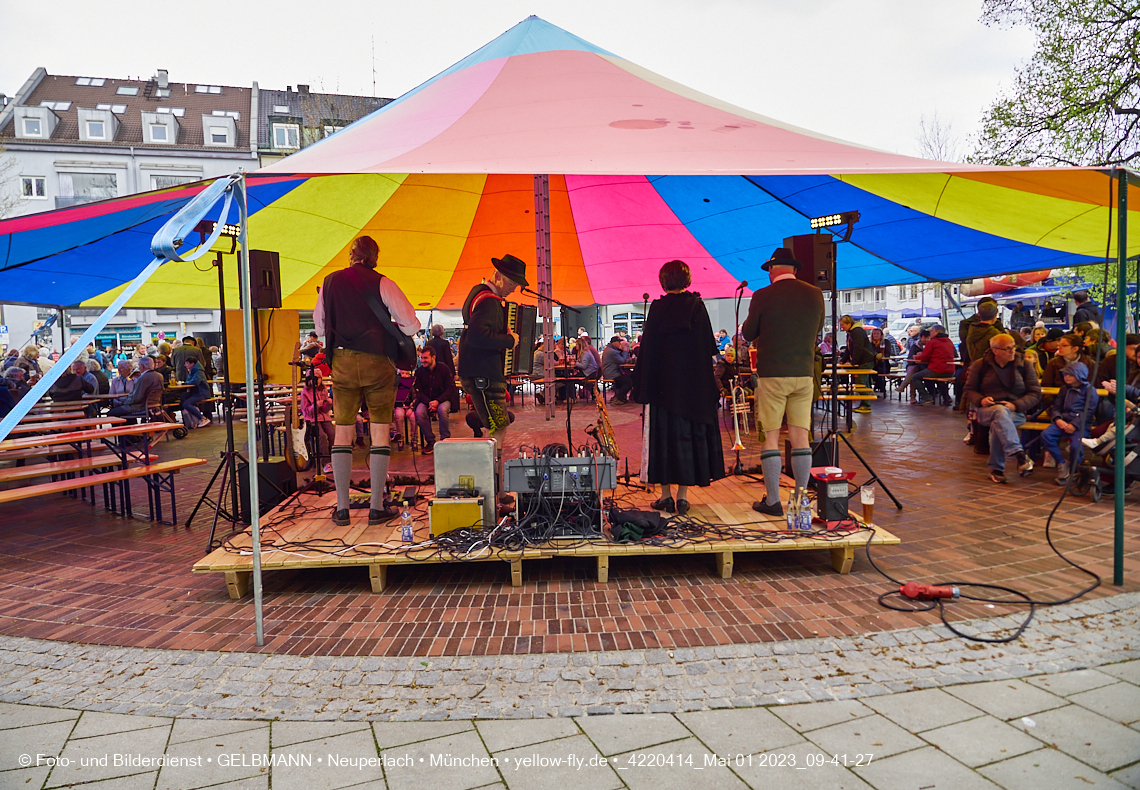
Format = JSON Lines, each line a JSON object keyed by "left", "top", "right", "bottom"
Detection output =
{"left": 647, "top": 405, "right": 725, "bottom": 487}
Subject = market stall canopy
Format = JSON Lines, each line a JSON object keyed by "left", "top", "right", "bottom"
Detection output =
{"left": 0, "top": 16, "right": 1137, "bottom": 309}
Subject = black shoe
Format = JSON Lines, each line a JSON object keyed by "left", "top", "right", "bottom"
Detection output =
{"left": 752, "top": 499, "right": 783, "bottom": 517}
{"left": 1016, "top": 451, "right": 1035, "bottom": 477}
{"left": 651, "top": 496, "right": 675, "bottom": 513}
{"left": 332, "top": 509, "right": 350, "bottom": 526}
{"left": 369, "top": 507, "right": 397, "bottom": 526}
{"left": 676, "top": 499, "right": 690, "bottom": 516}
{"left": 989, "top": 470, "right": 1007, "bottom": 484}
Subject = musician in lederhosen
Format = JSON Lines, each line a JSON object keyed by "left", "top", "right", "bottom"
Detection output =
{"left": 458, "top": 254, "right": 526, "bottom": 501}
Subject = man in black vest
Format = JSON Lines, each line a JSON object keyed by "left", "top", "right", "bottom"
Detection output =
{"left": 314, "top": 236, "right": 420, "bottom": 527}
{"left": 458, "top": 254, "right": 526, "bottom": 499}
{"left": 741, "top": 247, "right": 825, "bottom": 516}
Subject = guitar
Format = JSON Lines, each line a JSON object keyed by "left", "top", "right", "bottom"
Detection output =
{"left": 284, "top": 341, "right": 311, "bottom": 471}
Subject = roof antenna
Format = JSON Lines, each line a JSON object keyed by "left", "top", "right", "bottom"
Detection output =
{"left": 371, "top": 34, "right": 377, "bottom": 97}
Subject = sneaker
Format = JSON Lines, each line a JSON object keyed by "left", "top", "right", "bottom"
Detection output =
{"left": 751, "top": 499, "right": 783, "bottom": 517}
{"left": 1043, "top": 454, "right": 1057, "bottom": 468}
{"left": 323, "top": 463, "right": 333, "bottom": 475}
{"left": 198, "top": 418, "right": 211, "bottom": 428}
{"left": 1016, "top": 451, "right": 1034, "bottom": 477}
{"left": 332, "top": 509, "right": 350, "bottom": 526}
{"left": 1055, "top": 466, "right": 1070, "bottom": 486}
{"left": 651, "top": 496, "right": 676, "bottom": 513}
{"left": 1081, "top": 436, "right": 1100, "bottom": 449}
{"left": 369, "top": 506, "right": 397, "bottom": 525}
{"left": 853, "top": 404, "right": 872, "bottom": 414}
{"left": 989, "top": 469, "right": 1007, "bottom": 484}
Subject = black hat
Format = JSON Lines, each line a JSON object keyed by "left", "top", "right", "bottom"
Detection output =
{"left": 492, "top": 254, "right": 529, "bottom": 287}
{"left": 761, "top": 247, "right": 802, "bottom": 271}
{"left": 1045, "top": 327, "right": 1065, "bottom": 341}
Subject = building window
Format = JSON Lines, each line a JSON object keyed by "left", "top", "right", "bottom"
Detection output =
{"left": 39, "top": 100, "right": 71, "bottom": 111}
{"left": 209, "top": 127, "right": 229, "bottom": 144}
{"left": 22, "top": 117, "right": 42, "bottom": 136}
{"left": 211, "top": 109, "right": 240, "bottom": 119}
{"left": 86, "top": 120, "right": 106, "bottom": 139}
{"left": 843, "top": 291, "right": 852, "bottom": 305}
{"left": 853, "top": 290, "right": 863, "bottom": 303}
{"left": 116, "top": 86, "right": 139, "bottom": 96}
{"left": 156, "top": 88, "right": 170, "bottom": 98}
{"left": 151, "top": 175, "right": 197, "bottom": 190}
{"left": 323, "top": 125, "right": 344, "bottom": 137}
{"left": 874, "top": 288, "right": 886, "bottom": 302}
{"left": 150, "top": 124, "right": 168, "bottom": 142}
{"left": 156, "top": 107, "right": 185, "bottom": 117}
{"left": 58, "top": 172, "right": 117, "bottom": 205}
{"left": 612, "top": 312, "right": 644, "bottom": 336}
{"left": 75, "top": 77, "right": 106, "bottom": 86}
{"left": 21, "top": 177, "right": 46, "bottom": 199}
{"left": 272, "top": 104, "right": 290, "bottom": 113}
{"left": 195, "top": 85, "right": 222, "bottom": 94}
{"left": 909, "top": 284, "right": 919, "bottom": 300}
{"left": 272, "top": 123, "right": 300, "bottom": 149}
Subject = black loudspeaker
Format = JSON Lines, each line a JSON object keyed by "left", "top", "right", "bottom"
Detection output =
{"left": 784, "top": 439, "right": 834, "bottom": 477}
{"left": 237, "top": 456, "right": 295, "bottom": 522}
{"left": 240, "top": 250, "right": 282, "bottom": 309}
{"left": 784, "top": 234, "right": 836, "bottom": 292}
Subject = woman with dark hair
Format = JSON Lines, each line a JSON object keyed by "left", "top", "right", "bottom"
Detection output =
{"left": 631, "top": 260, "right": 725, "bottom": 515}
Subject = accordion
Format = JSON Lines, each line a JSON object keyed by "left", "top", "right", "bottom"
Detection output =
{"left": 504, "top": 303, "right": 537, "bottom": 375}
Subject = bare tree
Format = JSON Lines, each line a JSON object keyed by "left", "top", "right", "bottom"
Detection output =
{"left": 0, "top": 146, "right": 20, "bottom": 219}
{"left": 915, "top": 111, "right": 961, "bottom": 162}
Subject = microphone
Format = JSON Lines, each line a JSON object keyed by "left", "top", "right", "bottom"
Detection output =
{"left": 736, "top": 280, "right": 748, "bottom": 290}
{"left": 642, "top": 293, "right": 650, "bottom": 302}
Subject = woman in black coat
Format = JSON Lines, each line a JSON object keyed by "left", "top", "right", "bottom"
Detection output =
{"left": 632, "top": 260, "right": 725, "bottom": 515}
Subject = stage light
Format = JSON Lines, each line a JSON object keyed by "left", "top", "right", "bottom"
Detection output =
{"left": 193, "top": 220, "right": 242, "bottom": 237}
{"left": 809, "top": 211, "right": 860, "bottom": 229}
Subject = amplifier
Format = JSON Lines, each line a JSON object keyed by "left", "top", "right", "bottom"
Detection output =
{"left": 504, "top": 454, "right": 617, "bottom": 493}
{"left": 433, "top": 438, "right": 496, "bottom": 527}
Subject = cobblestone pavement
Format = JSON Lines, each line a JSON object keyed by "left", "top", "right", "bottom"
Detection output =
{"left": 1, "top": 592, "right": 1138, "bottom": 789}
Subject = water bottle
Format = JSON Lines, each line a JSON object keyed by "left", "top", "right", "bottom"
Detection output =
{"left": 786, "top": 490, "right": 798, "bottom": 531}
{"left": 400, "top": 501, "right": 413, "bottom": 543}
{"left": 799, "top": 491, "right": 813, "bottom": 531}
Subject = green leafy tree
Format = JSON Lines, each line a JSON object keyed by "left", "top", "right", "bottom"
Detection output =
{"left": 971, "top": 0, "right": 1140, "bottom": 167}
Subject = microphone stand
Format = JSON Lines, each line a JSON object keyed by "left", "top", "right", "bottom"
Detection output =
{"left": 731, "top": 280, "right": 750, "bottom": 476}
{"left": 520, "top": 287, "right": 581, "bottom": 315}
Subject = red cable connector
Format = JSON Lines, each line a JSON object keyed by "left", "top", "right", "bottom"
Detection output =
{"left": 900, "top": 582, "right": 959, "bottom": 600}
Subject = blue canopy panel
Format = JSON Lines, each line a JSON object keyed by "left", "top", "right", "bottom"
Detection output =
{"left": 0, "top": 178, "right": 306, "bottom": 306}
{"left": 747, "top": 176, "right": 1102, "bottom": 285}
{"left": 652, "top": 175, "right": 924, "bottom": 291}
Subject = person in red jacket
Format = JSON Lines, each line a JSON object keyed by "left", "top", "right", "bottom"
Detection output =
{"left": 912, "top": 324, "right": 956, "bottom": 405}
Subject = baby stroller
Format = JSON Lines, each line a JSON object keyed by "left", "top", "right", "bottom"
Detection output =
{"left": 1070, "top": 409, "right": 1139, "bottom": 502}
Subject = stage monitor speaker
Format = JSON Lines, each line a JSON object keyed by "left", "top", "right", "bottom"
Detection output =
{"left": 784, "top": 234, "right": 836, "bottom": 292}
{"left": 239, "top": 250, "right": 282, "bottom": 309}
{"left": 784, "top": 438, "right": 835, "bottom": 477}
{"left": 237, "top": 456, "right": 296, "bottom": 522}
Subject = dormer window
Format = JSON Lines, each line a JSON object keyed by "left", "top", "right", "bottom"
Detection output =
{"left": 201, "top": 114, "right": 236, "bottom": 147}
{"left": 209, "top": 127, "right": 229, "bottom": 144}
{"left": 86, "top": 120, "right": 106, "bottom": 140}
{"left": 75, "top": 77, "right": 106, "bottom": 87}
{"left": 116, "top": 86, "right": 139, "bottom": 96}
{"left": 14, "top": 107, "right": 59, "bottom": 139}
{"left": 150, "top": 124, "right": 168, "bottom": 142}
{"left": 76, "top": 107, "right": 119, "bottom": 142}
{"left": 272, "top": 123, "right": 299, "bottom": 148}
{"left": 23, "top": 118, "right": 42, "bottom": 136}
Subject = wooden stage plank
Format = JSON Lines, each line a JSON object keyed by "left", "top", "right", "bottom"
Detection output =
{"left": 194, "top": 476, "right": 901, "bottom": 599}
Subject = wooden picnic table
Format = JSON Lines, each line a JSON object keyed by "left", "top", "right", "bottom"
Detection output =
{"left": 32, "top": 400, "right": 91, "bottom": 411}
{"left": 19, "top": 411, "right": 85, "bottom": 423}
{"left": 5, "top": 417, "right": 127, "bottom": 436}
{"left": 1041, "top": 386, "right": 1109, "bottom": 397}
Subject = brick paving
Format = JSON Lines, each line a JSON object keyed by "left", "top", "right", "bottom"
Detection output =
{"left": 0, "top": 397, "right": 1136, "bottom": 657}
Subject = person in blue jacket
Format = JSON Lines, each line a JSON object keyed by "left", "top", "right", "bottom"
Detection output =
{"left": 181, "top": 358, "right": 212, "bottom": 428}
{"left": 1042, "top": 361, "right": 1098, "bottom": 485}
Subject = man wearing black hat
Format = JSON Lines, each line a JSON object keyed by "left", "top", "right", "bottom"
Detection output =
{"left": 1029, "top": 327, "right": 1064, "bottom": 364}
{"left": 458, "top": 254, "right": 527, "bottom": 498}
{"left": 741, "top": 247, "right": 825, "bottom": 517}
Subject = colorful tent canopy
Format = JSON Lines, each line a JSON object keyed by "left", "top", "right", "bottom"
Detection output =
{"left": 0, "top": 16, "right": 1136, "bottom": 309}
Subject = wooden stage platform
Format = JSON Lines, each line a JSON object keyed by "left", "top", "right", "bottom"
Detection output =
{"left": 194, "top": 476, "right": 901, "bottom": 599}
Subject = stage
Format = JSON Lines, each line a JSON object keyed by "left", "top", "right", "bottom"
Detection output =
{"left": 193, "top": 475, "right": 901, "bottom": 598}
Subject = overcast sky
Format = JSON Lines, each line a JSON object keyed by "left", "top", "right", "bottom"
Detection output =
{"left": 0, "top": 0, "right": 1035, "bottom": 158}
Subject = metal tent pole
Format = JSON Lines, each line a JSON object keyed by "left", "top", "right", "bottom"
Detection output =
{"left": 1113, "top": 169, "right": 1129, "bottom": 586}
{"left": 535, "top": 174, "right": 554, "bottom": 420}
{"left": 236, "top": 172, "right": 264, "bottom": 644}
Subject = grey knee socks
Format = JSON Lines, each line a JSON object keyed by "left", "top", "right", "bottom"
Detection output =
{"left": 370, "top": 446, "right": 391, "bottom": 510}
{"left": 761, "top": 450, "right": 782, "bottom": 506}
{"left": 791, "top": 447, "right": 812, "bottom": 492}
{"left": 331, "top": 445, "right": 353, "bottom": 511}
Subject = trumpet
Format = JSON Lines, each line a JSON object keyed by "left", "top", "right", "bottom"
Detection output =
{"left": 731, "top": 384, "right": 748, "bottom": 451}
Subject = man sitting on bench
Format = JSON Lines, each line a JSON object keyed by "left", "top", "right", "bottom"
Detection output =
{"left": 109, "top": 356, "right": 164, "bottom": 419}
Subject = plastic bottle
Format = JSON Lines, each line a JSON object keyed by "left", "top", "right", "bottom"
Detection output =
{"left": 799, "top": 491, "right": 813, "bottom": 531}
{"left": 786, "top": 490, "right": 798, "bottom": 531}
{"left": 400, "top": 501, "right": 413, "bottom": 543}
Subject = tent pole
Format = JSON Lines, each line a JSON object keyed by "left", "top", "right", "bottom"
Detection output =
{"left": 1113, "top": 169, "right": 1129, "bottom": 586}
{"left": 535, "top": 174, "right": 554, "bottom": 420}
{"left": 236, "top": 171, "right": 265, "bottom": 644}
